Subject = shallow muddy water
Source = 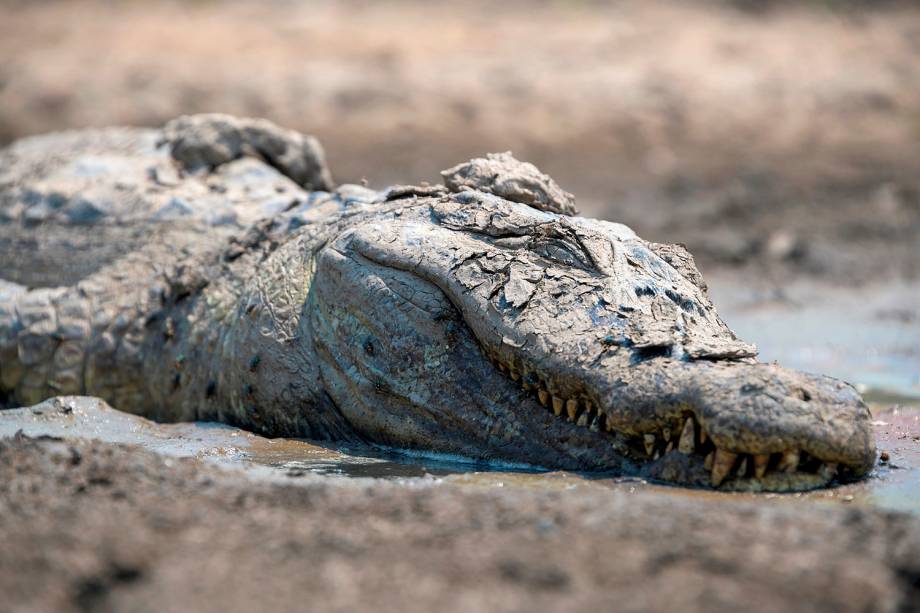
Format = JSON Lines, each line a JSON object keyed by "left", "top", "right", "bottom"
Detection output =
{"left": 212, "top": 403, "right": 920, "bottom": 515}
{"left": 2, "top": 396, "right": 916, "bottom": 514}
{"left": 710, "top": 277, "right": 920, "bottom": 398}
{"left": 238, "top": 404, "right": 920, "bottom": 512}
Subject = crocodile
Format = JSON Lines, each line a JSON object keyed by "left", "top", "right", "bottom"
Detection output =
{"left": 0, "top": 114, "right": 876, "bottom": 491}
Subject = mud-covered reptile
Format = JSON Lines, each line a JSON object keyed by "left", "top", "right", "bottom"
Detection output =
{"left": 0, "top": 114, "right": 876, "bottom": 491}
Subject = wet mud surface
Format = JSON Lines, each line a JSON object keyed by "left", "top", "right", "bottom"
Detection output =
{"left": 3, "top": 395, "right": 917, "bottom": 514}
{"left": 3, "top": 415, "right": 920, "bottom": 613}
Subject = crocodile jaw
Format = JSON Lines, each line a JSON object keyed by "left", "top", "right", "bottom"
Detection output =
{"left": 328, "top": 199, "right": 876, "bottom": 490}
{"left": 483, "top": 349, "right": 876, "bottom": 490}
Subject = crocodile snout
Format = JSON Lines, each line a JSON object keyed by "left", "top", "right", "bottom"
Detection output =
{"left": 600, "top": 360, "right": 877, "bottom": 490}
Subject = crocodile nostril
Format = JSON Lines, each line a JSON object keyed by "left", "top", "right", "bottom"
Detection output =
{"left": 796, "top": 388, "right": 812, "bottom": 402}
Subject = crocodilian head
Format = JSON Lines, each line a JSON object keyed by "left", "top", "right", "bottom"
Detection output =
{"left": 309, "top": 189, "right": 876, "bottom": 492}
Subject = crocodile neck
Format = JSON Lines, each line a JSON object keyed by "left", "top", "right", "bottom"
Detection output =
{"left": 141, "top": 211, "right": 376, "bottom": 441}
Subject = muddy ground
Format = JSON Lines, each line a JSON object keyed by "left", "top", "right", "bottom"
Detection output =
{"left": 1, "top": 426, "right": 919, "bottom": 613}
{"left": 2, "top": 1, "right": 920, "bottom": 611}
{"left": 0, "top": 391, "right": 917, "bottom": 612}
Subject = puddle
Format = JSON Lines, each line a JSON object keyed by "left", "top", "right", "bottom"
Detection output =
{"left": 241, "top": 438, "right": 498, "bottom": 479}
{"left": 245, "top": 403, "right": 920, "bottom": 515}
{"left": 709, "top": 277, "right": 920, "bottom": 398}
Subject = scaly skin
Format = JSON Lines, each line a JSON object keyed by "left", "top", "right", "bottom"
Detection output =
{"left": 0, "top": 115, "right": 876, "bottom": 491}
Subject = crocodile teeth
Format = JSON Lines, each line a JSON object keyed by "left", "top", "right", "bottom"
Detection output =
{"left": 736, "top": 456, "right": 748, "bottom": 478}
{"left": 644, "top": 434, "right": 656, "bottom": 456}
{"left": 704, "top": 452, "right": 714, "bottom": 470}
{"left": 777, "top": 450, "right": 800, "bottom": 473}
{"left": 593, "top": 414, "right": 606, "bottom": 432}
{"left": 662, "top": 427, "right": 672, "bottom": 442}
{"left": 700, "top": 430, "right": 708, "bottom": 445}
{"left": 711, "top": 449, "right": 738, "bottom": 487}
{"left": 566, "top": 399, "right": 579, "bottom": 421}
{"left": 510, "top": 369, "right": 520, "bottom": 382}
{"left": 818, "top": 462, "right": 838, "bottom": 481}
{"left": 665, "top": 441, "right": 674, "bottom": 453}
{"left": 753, "top": 454, "right": 770, "bottom": 479}
{"left": 552, "top": 396, "right": 564, "bottom": 416}
{"left": 576, "top": 413, "right": 589, "bottom": 427}
{"left": 678, "top": 418, "right": 695, "bottom": 454}
{"left": 538, "top": 389, "right": 549, "bottom": 407}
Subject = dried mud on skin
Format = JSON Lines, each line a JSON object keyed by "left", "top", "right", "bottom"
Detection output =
{"left": 1, "top": 434, "right": 919, "bottom": 613}
{"left": 0, "top": 118, "right": 880, "bottom": 487}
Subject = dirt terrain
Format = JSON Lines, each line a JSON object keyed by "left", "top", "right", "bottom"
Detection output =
{"left": 2, "top": 430, "right": 919, "bottom": 613}
{"left": 0, "top": 391, "right": 916, "bottom": 612}
{"left": 2, "top": 0, "right": 919, "bottom": 282}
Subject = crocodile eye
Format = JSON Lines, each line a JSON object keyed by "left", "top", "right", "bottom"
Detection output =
{"left": 533, "top": 238, "right": 591, "bottom": 270}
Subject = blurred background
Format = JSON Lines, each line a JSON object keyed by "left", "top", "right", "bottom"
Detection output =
{"left": 1, "top": 0, "right": 918, "bottom": 394}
